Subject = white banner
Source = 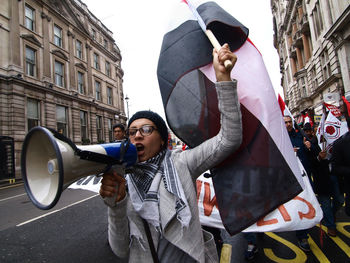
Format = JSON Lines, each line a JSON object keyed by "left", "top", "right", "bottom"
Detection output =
{"left": 69, "top": 159, "right": 323, "bottom": 232}
{"left": 197, "top": 172, "right": 323, "bottom": 232}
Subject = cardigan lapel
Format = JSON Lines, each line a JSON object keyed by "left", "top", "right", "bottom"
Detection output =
{"left": 159, "top": 179, "right": 177, "bottom": 230}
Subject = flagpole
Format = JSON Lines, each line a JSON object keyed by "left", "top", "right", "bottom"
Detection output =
{"left": 321, "top": 105, "right": 327, "bottom": 151}
{"left": 205, "top": 30, "right": 233, "bottom": 70}
{"left": 186, "top": 0, "right": 233, "bottom": 70}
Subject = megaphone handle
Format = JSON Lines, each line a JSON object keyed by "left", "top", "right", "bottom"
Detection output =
{"left": 103, "top": 165, "right": 126, "bottom": 207}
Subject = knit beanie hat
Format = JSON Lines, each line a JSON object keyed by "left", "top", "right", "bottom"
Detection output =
{"left": 128, "top": 111, "right": 168, "bottom": 146}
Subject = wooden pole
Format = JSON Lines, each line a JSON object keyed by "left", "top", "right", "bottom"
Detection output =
{"left": 205, "top": 29, "right": 233, "bottom": 71}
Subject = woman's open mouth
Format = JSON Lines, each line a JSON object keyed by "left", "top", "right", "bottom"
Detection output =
{"left": 136, "top": 144, "right": 144, "bottom": 153}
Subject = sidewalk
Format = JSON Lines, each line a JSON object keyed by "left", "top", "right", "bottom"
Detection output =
{"left": 0, "top": 178, "right": 23, "bottom": 189}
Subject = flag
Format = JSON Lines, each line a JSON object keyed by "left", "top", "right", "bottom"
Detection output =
{"left": 342, "top": 96, "right": 350, "bottom": 117}
{"left": 324, "top": 102, "right": 342, "bottom": 118}
{"left": 157, "top": 0, "right": 303, "bottom": 235}
{"left": 278, "top": 94, "right": 293, "bottom": 118}
{"left": 296, "top": 115, "right": 304, "bottom": 126}
{"left": 302, "top": 113, "right": 313, "bottom": 127}
{"left": 316, "top": 109, "right": 347, "bottom": 157}
{"left": 324, "top": 110, "right": 345, "bottom": 145}
{"left": 316, "top": 112, "right": 326, "bottom": 150}
{"left": 278, "top": 94, "right": 301, "bottom": 131}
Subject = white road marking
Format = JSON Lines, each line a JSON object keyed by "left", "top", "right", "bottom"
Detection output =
{"left": 16, "top": 194, "right": 99, "bottom": 227}
{"left": 0, "top": 193, "right": 26, "bottom": 202}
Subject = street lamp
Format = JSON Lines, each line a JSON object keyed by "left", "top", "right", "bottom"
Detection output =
{"left": 125, "top": 95, "right": 129, "bottom": 120}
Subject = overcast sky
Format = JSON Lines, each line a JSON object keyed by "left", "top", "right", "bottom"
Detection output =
{"left": 81, "top": 0, "right": 282, "bottom": 119}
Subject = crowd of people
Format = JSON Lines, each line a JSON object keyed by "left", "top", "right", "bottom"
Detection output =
{"left": 242, "top": 114, "right": 349, "bottom": 261}
{"left": 101, "top": 44, "right": 349, "bottom": 262}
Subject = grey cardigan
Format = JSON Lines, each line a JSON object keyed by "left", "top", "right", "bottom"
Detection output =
{"left": 107, "top": 81, "right": 242, "bottom": 262}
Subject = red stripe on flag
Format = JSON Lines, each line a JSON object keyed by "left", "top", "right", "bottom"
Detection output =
{"left": 342, "top": 96, "right": 350, "bottom": 117}
{"left": 278, "top": 94, "right": 285, "bottom": 114}
{"left": 247, "top": 38, "right": 261, "bottom": 55}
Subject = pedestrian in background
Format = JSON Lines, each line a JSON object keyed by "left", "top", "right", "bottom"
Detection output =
{"left": 284, "top": 115, "right": 313, "bottom": 252}
{"left": 243, "top": 232, "right": 258, "bottom": 260}
{"left": 304, "top": 123, "right": 342, "bottom": 237}
{"left": 113, "top": 123, "right": 126, "bottom": 142}
{"left": 331, "top": 116, "right": 350, "bottom": 217}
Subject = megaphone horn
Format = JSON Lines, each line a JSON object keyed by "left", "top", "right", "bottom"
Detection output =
{"left": 21, "top": 126, "right": 137, "bottom": 210}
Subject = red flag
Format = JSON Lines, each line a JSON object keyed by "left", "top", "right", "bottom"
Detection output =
{"left": 302, "top": 112, "right": 314, "bottom": 127}
{"left": 342, "top": 96, "right": 350, "bottom": 117}
{"left": 278, "top": 94, "right": 292, "bottom": 117}
{"left": 157, "top": 0, "right": 303, "bottom": 235}
{"left": 278, "top": 94, "right": 298, "bottom": 129}
{"left": 296, "top": 115, "right": 304, "bottom": 126}
{"left": 324, "top": 102, "right": 342, "bottom": 118}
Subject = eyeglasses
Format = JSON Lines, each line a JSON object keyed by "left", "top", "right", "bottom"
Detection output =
{"left": 126, "top": 125, "right": 157, "bottom": 137}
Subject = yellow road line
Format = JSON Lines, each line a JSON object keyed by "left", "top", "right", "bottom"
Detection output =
{"left": 308, "top": 236, "right": 330, "bottom": 263}
{"left": 317, "top": 224, "right": 350, "bottom": 257}
{"left": 337, "top": 222, "right": 350, "bottom": 238}
{"left": 264, "top": 232, "right": 307, "bottom": 263}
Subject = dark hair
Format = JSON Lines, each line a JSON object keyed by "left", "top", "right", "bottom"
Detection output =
{"left": 128, "top": 110, "right": 168, "bottom": 149}
{"left": 303, "top": 122, "right": 312, "bottom": 131}
{"left": 113, "top": 123, "right": 125, "bottom": 131}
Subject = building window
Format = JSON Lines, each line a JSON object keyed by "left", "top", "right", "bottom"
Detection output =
{"left": 312, "top": 2, "right": 324, "bottom": 39}
{"left": 104, "top": 39, "right": 108, "bottom": 49}
{"left": 77, "top": 71, "right": 84, "bottom": 94}
{"left": 55, "top": 61, "right": 64, "bottom": 87}
{"left": 105, "top": 61, "right": 111, "bottom": 77}
{"left": 25, "top": 4, "right": 35, "bottom": 31}
{"left": 25, "top": 46, "right": 36, "bottom": 77}
{"left": 302, "top": 86, "right": 307, "bottom": 98}
{"left": 300, "top": 46, "right": 305, "bottom": 68}
{"left": 56, "top": 105, "right": 68, "bottom": 136}
{"left": 107, "top": 87, "right": 113, "bottom": 105}
{"left": 93, "top": 53, "right": 100, "bottom": 70}
{"left": 80, "top": 110, "right": 88, "bottom": 142}
{"left": 92, "top": 29, "right": 96, "bottom": 40}
{"left": 107, "top": 118, "right": 113, "bottom": 142}
{"left": 321, "top": 50, "right": 331, "bottom": 81}
{"left": 311, "top": 66, "right": 318, "bottom": 91}
{"left": 298, "top": 77, "right": 307, "bottom": 98}
{"left": 76, "top": 40, "right": 82, "bottom": 59}
{"left": 95, "top": 81, "right": 101, "bottom": 101}
{"left": 27, "top": 98, "right": 40, "bottom": 131}
{"left": 54, "top": 24, "right": 63, "bottom": 47}
{"left": 96, "top": 115, "right": 103, "bottom": 142}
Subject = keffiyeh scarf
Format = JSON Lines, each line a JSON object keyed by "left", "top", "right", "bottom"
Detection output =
{"left": 126, "top": 150, "right": 191, "bottom": 229}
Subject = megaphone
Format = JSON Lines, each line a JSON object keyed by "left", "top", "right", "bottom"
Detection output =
{"left": 21, "top": 126, "right": 137, "bottom": 210}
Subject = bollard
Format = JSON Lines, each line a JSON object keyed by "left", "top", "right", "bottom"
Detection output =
{"left": 220, "top": 243, "right": 232, "bottom": 263}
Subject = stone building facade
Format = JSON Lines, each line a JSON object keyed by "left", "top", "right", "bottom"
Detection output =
{"left": 0, "top": 0, "right": 126, "bottom": 180}
{"left": 271, "top": 0, "right": 350, "bottom": 121}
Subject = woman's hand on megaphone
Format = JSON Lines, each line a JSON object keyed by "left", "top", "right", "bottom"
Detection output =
{"left": 100, "top": 170, "right": 126, "bottom": 204}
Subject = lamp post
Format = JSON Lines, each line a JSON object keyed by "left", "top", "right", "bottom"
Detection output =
{"left": 125, "top": 95, "right": 129, "bottom": 120}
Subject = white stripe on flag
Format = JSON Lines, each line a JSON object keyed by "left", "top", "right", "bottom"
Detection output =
{"left": 163, "top": 1, "right": 197, "bottom": 34}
